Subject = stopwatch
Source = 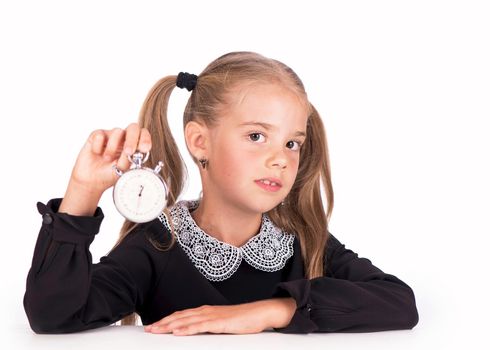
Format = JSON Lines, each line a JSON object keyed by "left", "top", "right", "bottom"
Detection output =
{"left": 112, "top": 151, "right": 169, "bottom": 223}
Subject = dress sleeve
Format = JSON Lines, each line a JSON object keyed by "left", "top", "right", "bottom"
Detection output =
{"left": 270, "top": 234, "right": 419, "bottom": 334}
{"left": 23, "top": 197, "right": 161, "bottom": 334}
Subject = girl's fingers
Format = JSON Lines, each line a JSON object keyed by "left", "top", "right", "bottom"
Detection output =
{"left": 151, "top": 307, "right": 203, "bottom": 327}
{"left": 103, "top": 128, "right": 125, "bottom": 160}
{"left": 82, "top": 125, "right": 152, "bottom": 184}
{"left": 89, "top": 130, "right": 107, "bottom": 155}
{"left": 116, "top": 147, "right": 131, "bottom": 172}
{"left": 138, "top": 128, "right": 152, "bottom": 153}
{"left": 123, "top": 123, "right": 140, "bottom": 155}
{"left": 150, "top": 315, "right": 209, "bottom": 334}
{"left": 173, "top": 321, "right": 210, "bottom": 335}
{"left": 115, "top": 123, "right": 139, "bottom": 171}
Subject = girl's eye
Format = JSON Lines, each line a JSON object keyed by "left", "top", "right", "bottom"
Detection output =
{"left": 247, "top": 132, "right": 303, "bottom": 151}
{"left": 248, "top": 132, "right": 265, "bottom": 143}
{"left": 287, "top": 140, "right": 303, "bottom": 151}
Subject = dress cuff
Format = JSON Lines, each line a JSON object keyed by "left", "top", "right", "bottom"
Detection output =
{"left": 36, "top": 197, "right": 105, "bottom": 244}
{"left": 270, "top": 279, "right": 319, "bottom": 333}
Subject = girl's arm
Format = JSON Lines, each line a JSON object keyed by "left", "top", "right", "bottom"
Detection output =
{"left": 270, "top": 234, "right": 419, "bottom": 333}
{"left": 23, "top": 197, "right": 164, "bottom": 334}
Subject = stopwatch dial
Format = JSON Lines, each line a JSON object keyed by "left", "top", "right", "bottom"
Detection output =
{"left": 113, "top": 169, "right": 167, "bottom": 223}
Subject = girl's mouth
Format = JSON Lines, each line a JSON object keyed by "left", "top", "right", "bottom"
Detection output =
{"left": 255, "top": 180, "right": 281, "bottom": 192}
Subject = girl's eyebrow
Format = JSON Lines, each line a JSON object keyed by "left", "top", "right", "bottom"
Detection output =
{"left": 239, "top": 121, "right": 306, "bottom": 137}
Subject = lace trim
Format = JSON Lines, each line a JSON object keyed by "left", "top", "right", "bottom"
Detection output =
{"left": 157, "top": 199, "right": 295, "bottom": 282}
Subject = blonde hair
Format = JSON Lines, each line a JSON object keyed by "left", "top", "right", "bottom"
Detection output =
{"left": 112, "top": 51, "right": 334, "bottom": 325}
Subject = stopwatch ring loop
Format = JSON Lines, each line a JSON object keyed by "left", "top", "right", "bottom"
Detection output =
{"left": 113, "top": 151, "right": 151, "bottom": 177}
{"left": 127, "top": 151, "right": 150, "bottom": 166}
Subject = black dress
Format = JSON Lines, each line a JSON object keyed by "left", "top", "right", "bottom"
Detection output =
{"left": 23, "top": 197, "right": 419, "bottom": 334}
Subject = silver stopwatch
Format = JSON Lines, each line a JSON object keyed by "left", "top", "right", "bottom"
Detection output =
{"left": 112, "top": 151, "right": 168, "bottom": 223}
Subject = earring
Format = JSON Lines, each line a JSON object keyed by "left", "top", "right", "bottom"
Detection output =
{"left": 199, "top": 158, "right": 208, "bottom": 170}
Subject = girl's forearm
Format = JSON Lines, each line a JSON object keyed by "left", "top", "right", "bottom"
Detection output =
{"left": 263, "top": 297, "right": 297, "bottom": 329}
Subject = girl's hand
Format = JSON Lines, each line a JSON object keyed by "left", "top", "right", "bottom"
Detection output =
{"left": 69, "top": 123, "right": 152, "bottom": 195}
{"left": 144, "top": 299, "right": 287, "bottom": 336}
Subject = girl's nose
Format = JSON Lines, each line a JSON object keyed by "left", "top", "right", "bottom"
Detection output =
{"left": 268, "top": 150, "right": 288, "bottom": 169}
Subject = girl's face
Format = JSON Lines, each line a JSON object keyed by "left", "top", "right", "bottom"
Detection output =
{"left": 206, "top": 83, "right": 308, "bottom": 213}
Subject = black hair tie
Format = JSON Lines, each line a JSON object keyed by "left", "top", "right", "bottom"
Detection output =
{"left": 176, "top": 72, "right": 198, "bottom": 91}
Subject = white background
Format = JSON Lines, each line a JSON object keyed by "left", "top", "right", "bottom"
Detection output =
{"left": 1, "top": 0, "right": 489, "bottom": 349}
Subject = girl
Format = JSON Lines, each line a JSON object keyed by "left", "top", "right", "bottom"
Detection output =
{"left": 24, "top": 51, "right": 419, "bottom": 335}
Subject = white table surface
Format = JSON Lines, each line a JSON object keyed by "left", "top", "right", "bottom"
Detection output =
{"left": 3, "top": 319, "right": 482, "bottom": 350}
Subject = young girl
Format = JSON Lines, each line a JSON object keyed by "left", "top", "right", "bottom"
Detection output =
{"left": 24, "top": 51, "right": 419, "bottom": 335}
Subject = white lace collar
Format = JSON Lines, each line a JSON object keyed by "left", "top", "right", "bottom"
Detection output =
{"left": 157, "top": 199, "right": 295, "bottom": 282}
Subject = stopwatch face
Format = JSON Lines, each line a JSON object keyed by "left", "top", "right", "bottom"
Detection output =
{"left": 112, "top": 168, "right": 168, "bottom": 223}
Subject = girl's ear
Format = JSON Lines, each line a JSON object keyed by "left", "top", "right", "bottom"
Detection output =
{"left": 184, "top": 120, "right": 210, "bottom": 159}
